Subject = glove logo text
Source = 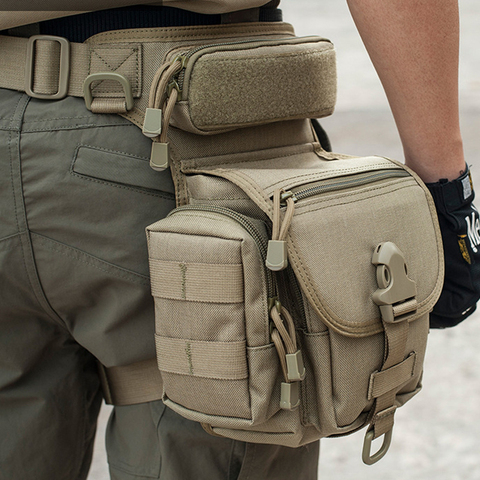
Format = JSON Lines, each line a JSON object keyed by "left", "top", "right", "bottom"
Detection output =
{"left": 465, "top": 206, "right": 480, "bottom": 253}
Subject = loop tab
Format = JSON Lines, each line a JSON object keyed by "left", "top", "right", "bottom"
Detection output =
{"left": 362, "top": 428, "right": 393, "bottom": 465}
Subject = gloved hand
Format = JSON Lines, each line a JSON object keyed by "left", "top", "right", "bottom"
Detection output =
{"left": 426, "top": 166, "right": 480, "bottom": 328}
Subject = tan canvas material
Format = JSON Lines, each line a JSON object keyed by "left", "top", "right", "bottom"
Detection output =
{"left": 1, "top": 20, "right": 443, "bottom": 464}
{"left": 139, "top": 24, "right": 443, "bottom": 464}
{"left": 0, "top": 23, "right": 336, "bottom": 132}
{"left": 147, "top": 144, "right": 443, "bottom": 457}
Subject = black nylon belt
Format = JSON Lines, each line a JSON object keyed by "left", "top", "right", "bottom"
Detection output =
{"left": 34, "top": 5, "right": 282, "bottom": 43}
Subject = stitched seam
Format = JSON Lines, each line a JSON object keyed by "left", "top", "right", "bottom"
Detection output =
{"left": 70, "top": 144, "right": 174, "bottom": 200}
{"left": 197, "top": 106, "right": 334, "bottom": 129}
{"left": 32, "top": 233, "right": 150, "bottom": 286}
{"left": 21, "top": 122, "right": 133, "bottom": 133}
{"left": 265, "top": 164, "right": 395, "bottom": 191}
{"left": 91, "top": 46, "right": 140, "bottom": 96}
{"left": 8, "top": 97, "right": 65, "bottom": 327}
{"left": 293, "top": 181, "right": 414, "bottom": 217}
{"left": 88, "top": 25, "right": 293, "bottom": 41}
{"left": 92, "top": 47, "right": 136, "bottom": 73}
{"left": 0, "top": 232, "right": 21, "bottom": 244}
{"left": 22, "top": 115, "right": 96, "bottom": 123}
{"left": 70, "top": 171, "right": 175, "bottom": 199}
{"left": 188, "top": 144, "right": 312, "bottom": 170}
{"left": 74, "top": 143, "right": 150, "bottom": 162}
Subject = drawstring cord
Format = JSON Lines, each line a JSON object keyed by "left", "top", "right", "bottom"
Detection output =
{"left": 266, "top": 189, "right": 295, "bottom": 271}
{"left": 144, "top": 56, "right": 184, "bottom": 170}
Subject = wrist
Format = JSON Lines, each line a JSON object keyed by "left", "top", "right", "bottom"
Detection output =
{"left": 425, "top": 164, "right": 474, "bottom": 215}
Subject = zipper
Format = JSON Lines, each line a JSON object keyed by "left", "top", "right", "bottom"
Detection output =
{"left": 268, "top": 168, "right": 411, "bottom": 328}
{"left": 169, "top": 204, "right": 276, "bottom": 300}
{"left": 283, "top": 170, "right": 410, "bottom": 204}
{"left": 174, "top": 38, "right": 284, "bottom": 92}
{"left": 168, "top": 35, "right": 324, "bottom": 96}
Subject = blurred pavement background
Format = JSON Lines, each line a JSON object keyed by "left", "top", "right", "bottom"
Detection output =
{"left": 88, "top": 1, "right": 480, "bottom": 478}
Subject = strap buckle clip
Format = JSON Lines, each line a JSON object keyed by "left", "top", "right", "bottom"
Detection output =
{"left": 372, "top": 242, "right": 417, "bottom": 323}
{"left": 25, "top": 35, "right": 70, "bottom": 100}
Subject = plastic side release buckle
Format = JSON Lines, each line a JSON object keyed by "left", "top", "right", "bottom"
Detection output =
{"left": 372, "top": 242, "right": 417, "bottom": 323}
{"left": 362, "top": 427, "right": 393, "bottom": 465}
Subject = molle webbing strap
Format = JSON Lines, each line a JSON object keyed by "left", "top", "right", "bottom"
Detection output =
{"left": 370, "top": 320, "right": 410, "bottom": 438}
{"left": 155, "top": 336, "right": 248, "bottom": 380}
{"left": 149, "top": 258, "right": 244, "bottom": 303}
{"left": 98, "top": 359, "right": 163, "bottom": 406}
{"left": 0, "top": 21, "right": 296, "bottom": 117}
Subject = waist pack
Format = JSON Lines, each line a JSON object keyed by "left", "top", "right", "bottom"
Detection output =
{"left": 140, "top": 25, "right": 444, "bottom": 464}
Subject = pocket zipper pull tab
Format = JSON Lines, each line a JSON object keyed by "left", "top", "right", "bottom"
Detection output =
{"left": 143, "top": 108, "right": 162, "bottom": 138}
{"left": 150, "top": 141, "right": 169, "bottom": 171}
{"left": 266, "top": 240, "right": 288, "bottom": 271}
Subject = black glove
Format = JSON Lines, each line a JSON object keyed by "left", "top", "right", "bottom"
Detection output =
{"left": 426, "top": 166, "right": 480, "bottom": 328}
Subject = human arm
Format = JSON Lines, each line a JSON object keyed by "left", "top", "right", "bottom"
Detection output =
{"left": 346, "top": 0, "right": 465, "bottom": 183}
{"left": 346, "top": 0, "right": 480, "bottom": 326}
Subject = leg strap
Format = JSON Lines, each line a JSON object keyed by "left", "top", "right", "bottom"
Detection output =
{"left": 98, "top": 358, "right": 163, "bottom": 406}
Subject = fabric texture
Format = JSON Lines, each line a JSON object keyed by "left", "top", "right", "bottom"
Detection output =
{"left": 426, "top": 167, "right": 480, "bottom": 327}
{"left": 0, "top": 1, "right": 272, "bottom": 31}
{"left": 0, "top": 85, "right": 320, "bottom": 479}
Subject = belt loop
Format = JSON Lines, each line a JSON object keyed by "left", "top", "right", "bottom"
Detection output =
{"left": 25, "top": 35, "right": 70, "bottom": 100}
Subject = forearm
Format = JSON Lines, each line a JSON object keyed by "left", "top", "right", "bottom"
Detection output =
{"left": 347, "top": 0, "right": 465, "bottom": 182}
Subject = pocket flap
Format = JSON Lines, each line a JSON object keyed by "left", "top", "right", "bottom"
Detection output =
{"left": 285, "top": 170, "right": 444, "bottom": 336}
{"left": 171, "top": 36, "right": 337, "bottom": 134}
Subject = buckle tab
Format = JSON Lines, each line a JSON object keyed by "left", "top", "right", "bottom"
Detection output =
{"left": 25, "top": 35, "right": 70, "bottom": 100}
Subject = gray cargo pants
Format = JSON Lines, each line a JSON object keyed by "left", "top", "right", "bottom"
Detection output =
{"left": 0, "top": 89, "right": 319, "bottom": 480}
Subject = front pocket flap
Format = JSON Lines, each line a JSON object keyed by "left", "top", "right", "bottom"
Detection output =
{"left": 156, "top": 335, "right": 248, "bottom": 380}
{"left": 172, "top": 36, "right": 336, "bottom": 133}
{"left": 286, "top": 174, "right": 443, "bottom": 336}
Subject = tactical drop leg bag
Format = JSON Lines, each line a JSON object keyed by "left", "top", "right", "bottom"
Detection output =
{"left": 142, "top": 24, "right": 444, "bottom": 464}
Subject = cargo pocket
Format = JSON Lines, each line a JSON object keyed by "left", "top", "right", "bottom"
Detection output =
{"left": 147, "top": 206, "right": 275, "bottom": 425}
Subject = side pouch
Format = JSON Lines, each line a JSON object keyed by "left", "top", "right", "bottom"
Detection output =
{"left": 146, "top": 206, "right": 281, "bottom": 428}
{"left": 146, "top": 36, "right": 337, "bottom": 137}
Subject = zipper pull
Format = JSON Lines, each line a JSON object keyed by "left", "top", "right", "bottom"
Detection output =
{"left": 145, "top": 56, "right": 186, "bottom": 170}
{"left": 266, "top": 189, "right": 296, "bottom": 271}
{"left": 143, "top": 108, "right": 162, "bottom": 138}
{"left": 148, "top": 84, "right": 179, "bottom": 171}
{"left": 270, "top": 303, "right": 305, "bottom": 410}
{"left": 150, "top": 141, "right": 169, "bottom": 171}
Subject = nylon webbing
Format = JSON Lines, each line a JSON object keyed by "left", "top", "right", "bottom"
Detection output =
{"left": 0, "top": 35, "right": 90, "bottom": 97}
{"left": 99, "top": 358, "right": 163, "bottom": 406}
{"left": 149, "top": 258, "right": 244, "bottom": 303}
{"left": 155, "top": 336, "right": 248, "bottom": 380}
{"left": 368, "top": 352, "right": 416, "bottom": 400}
{"left": 370, "top": 319, "right": 410, "bottom": 438}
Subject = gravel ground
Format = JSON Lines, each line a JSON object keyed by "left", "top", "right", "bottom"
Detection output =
{"left": 88, "top": 1, "right": 480, "bottom": 478}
